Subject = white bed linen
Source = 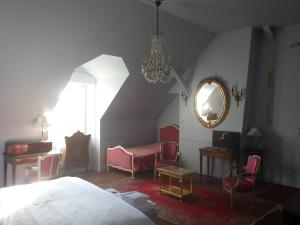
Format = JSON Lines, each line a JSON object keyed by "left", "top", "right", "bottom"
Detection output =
{"left": 0, "top": 177, "right": 155, "bottom": 225}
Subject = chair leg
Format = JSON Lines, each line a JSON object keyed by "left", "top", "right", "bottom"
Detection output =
{"left": 154, "top": 168, "right": 156, "bottom": 181}
{"left": 230, "top": 191, "right": 234, "bottom": 211}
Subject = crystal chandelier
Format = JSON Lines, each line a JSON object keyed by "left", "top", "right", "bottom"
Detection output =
{"left": 141, "top": 0, "right": 173, "bottom": 83}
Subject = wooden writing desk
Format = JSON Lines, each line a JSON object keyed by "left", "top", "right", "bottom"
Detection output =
{"left": 199, "top": 147, "right": 234, "bottom": 182}
{"left": 3, "top": 142, "right": 52, "bottom": 186}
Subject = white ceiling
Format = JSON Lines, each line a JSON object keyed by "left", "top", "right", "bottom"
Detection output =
{"left": 140, "top": 0, "right": 300, "bottom": 33}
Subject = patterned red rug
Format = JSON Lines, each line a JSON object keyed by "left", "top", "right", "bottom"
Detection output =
{"left": 107, "top": 177, "right": 281, "bottom": 225}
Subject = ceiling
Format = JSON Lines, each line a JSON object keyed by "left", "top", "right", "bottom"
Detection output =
{"left": 140, "top": 0, "right": 300, "bottom": 33}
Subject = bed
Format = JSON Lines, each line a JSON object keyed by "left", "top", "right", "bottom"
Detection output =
{"left": 0, "top": 177, "right": 155, "bottom": 225}
{"left": 106, "top": 125, "right": 179, "bottom": 178}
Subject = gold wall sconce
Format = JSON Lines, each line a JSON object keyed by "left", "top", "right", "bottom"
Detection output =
{"left": 290, "top": 39, "right": 300, "bottom": 48}
{"left": 231, "top": 84, "right": 245, "bottom": 107}
{"left": 181, "top": 89, "right": 190, "bottom": 106}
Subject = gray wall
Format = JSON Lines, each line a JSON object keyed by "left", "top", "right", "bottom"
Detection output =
{"left": 0, "top": 0, "right": 214, "bottom": 186}
{"left": 157, "top": 96, "right": 180, "bottom": 130}
{"left": 250, "top": 24, "right": 300, "bottom": 187}
{"left": 178, "top": 28, "right": 253, "bottom": 177}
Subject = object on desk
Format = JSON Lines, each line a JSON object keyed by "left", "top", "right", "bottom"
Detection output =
{"left": 222, "top": 155, "right": 261, "bottom": 210}
{"left": 212, "top": 130, "right": 240, "bottom": 151}
{"left": 33, "top": 114, "right": 50, "bottom": 141}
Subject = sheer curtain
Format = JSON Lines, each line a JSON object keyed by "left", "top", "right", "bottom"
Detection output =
{"left": 47, "top": 82, "right": 95, "bottom": 166}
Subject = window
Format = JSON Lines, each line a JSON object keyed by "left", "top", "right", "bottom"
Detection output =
{"left": 47, "top": 82, "right": 95, "bottom": 151}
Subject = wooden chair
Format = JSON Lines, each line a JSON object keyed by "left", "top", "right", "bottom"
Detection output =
{"left": 222, "top": 155, "right": 261, "bottom": 210}
{"left": 24, "top": 153, "right": 61, "bottom": 183}
{"left": 64, "top": 131, "right": 91, "bottom": 175}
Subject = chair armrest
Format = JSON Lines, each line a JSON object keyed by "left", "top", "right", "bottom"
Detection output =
{"left": 177, "top": 152, "right": 181, "bottom": 167}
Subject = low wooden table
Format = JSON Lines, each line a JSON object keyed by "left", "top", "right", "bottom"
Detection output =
{"left": 157, "top": 166, "right": 194, "bottom": 202}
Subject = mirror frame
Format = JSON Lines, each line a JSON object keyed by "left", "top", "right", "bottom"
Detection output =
{"left": 194, "top": 77, "right": 229, "bottom": 128}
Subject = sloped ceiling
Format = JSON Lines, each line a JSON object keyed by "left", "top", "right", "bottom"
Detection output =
{"left": 0, "top": 0, "right": 214, "bottom": 141}
{"left": 103, "top": 12, "right": 214, "bottom": 119}
{"left": 139, "top": 0, "right": 300, "bottom": 33}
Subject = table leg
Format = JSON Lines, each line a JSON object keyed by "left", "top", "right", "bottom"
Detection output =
{"left": 190, "top": 176, "right": 193, "bottom": 193}
{"left": 12, "top": 165, "right": 16, "bottom": 185}
{"left": 158, "top": 172, "right": 161, "bottom": 194}
{"left": 207, "top": 156, "right": 210, "bottom": 178}
{"left": 260, "top": 159, "right": 263, "bottom": 180}
{"left": 179, "top": 178, "right": 183, "bottom": 203}
{"left": 4, "top": 160, "right": 7, "bottom": 187}
{"left": 212, "top": 158, "right": 215, "bottom": 176}
{"left": 200, "top": 153, "right": 203, "bottom": 182}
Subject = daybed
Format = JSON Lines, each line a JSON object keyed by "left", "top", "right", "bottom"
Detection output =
{"left": 0, "top": 177, "right": 154, "bottom": 225}
{"left": 106, "top": 125, "right": 179, "bottom": 178}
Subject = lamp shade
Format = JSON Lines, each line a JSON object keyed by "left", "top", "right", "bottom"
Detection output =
{"left": 34, "top": 115, "right": 49, "bottom": 128}
{"left": 246, "top": 127, "right": 262, "bottom": 138}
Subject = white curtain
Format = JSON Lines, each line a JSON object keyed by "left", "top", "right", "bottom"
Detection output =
{"left": 47, "top": 82, "right": 96, "bottom": 165}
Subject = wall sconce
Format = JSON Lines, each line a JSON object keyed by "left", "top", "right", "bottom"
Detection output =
{"left": 231, "top": 84, "right": 245, "bottom": 107}
{"left": 290, "top": 39, "right": 300, "bottom": 48}
{"left": 181, "top": 89, "right": 190, "bottom": 106}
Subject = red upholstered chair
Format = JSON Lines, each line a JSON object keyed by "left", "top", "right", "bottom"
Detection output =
{"left": 222, "top": 155, "right": 261, "bottom": 210}
{"left": 154, "top": 141, "right": 180, "bottom": 179}
{"left": 24, "top": 154, "right": 62, "bottom": 183}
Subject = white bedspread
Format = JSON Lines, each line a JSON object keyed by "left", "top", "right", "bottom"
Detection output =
{"left": 0, "top": 177, "right": 155, "bottom": 225}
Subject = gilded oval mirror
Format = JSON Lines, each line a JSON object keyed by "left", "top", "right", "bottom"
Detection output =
{"left": 194, "top": 78, "right": 229, "bottom": 128}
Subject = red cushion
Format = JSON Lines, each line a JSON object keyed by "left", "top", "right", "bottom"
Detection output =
{"left": 246, "top": 156, "right": 259, "bottom": 175}
{"left": 156, "top": 160, "right": 179, "bottom": 168}
{"left": 223, "top": 176, "right": 253, "bottom": 192}
{"left": 161, "top": 142, "right": 177, "bottom": 160}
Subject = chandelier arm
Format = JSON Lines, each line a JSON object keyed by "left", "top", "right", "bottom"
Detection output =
{"left": 156, "top": 0, "right": 161, "bottom": 35}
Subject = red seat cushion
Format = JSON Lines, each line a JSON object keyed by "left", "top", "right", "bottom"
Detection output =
{"left": 156, "top": 160, "right": 179, "bottom": 168}
{"left": 223, "top": 176, "right": 253, "bottom": 192}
